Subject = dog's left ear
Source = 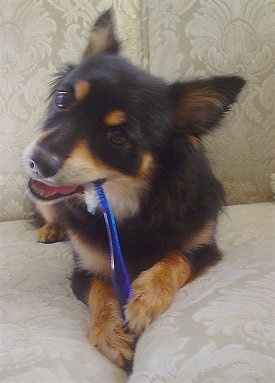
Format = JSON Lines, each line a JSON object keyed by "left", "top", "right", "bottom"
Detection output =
{"left": 168, "top": 76, "right": 246, "bottom": 139}
{"left": 82, "top": 9, "right": 120, "bottom": 60}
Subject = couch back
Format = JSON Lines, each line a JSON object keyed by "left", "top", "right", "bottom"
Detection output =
{"left": 0, "top": 0, "right": 274, "bottom": 221}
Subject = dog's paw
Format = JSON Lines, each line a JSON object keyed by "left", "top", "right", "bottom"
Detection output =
{"left": 125, "top": 268, "right": 175, "bottom": 336}
{"left": 90, "top": 318, "right": 135, "bottom": 370}
{"left": 37, "top": 223, "right": 67, "bottom": 243}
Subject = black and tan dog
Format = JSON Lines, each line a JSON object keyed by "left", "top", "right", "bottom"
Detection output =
{"left": 24, "top": 10, "right": 245, "bottom": 371}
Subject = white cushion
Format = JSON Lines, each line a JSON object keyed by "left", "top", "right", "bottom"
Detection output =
{"left": 0, "top": 203, "right": 275, "bottom": 382}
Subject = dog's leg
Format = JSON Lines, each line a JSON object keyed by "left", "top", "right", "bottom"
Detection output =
{"left": 37, "top": 222, "right": 67, "bottom": 243}
{"left": 35, "top": 202, "right": 67, "bottom": 243}
{"left": 125, "top": 253, "right": 191, "bottom": 335}
{"left": 88, "top": 278, "right": 135, "bottom": 370}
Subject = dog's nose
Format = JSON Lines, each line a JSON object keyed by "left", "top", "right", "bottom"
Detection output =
{"left": 28, "top": 149, "right": 61, "bottom": 178}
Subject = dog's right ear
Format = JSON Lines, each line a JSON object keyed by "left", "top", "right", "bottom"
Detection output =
{"left": 82, "top": 9, "right": 120, "bottom": 60}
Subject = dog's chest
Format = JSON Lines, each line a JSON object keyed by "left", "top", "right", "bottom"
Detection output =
{"left": 56, "top": 199, "right": 111, "bottom": 276}
{"left": 69, "top": 229, "right": 111, "bottom": 276}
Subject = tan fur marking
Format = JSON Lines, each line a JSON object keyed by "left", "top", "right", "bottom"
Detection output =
{"left": 176, "top": 88, "right": 226, "bottom": 125}
{"left": 67, "top": 140, "right": 107, "bottom": 170}
{"left": 74, "top": 80, "right": 91, "bottom": 101}
{"left": 24, "top": 129, "right": 57, "bottom": 164}
{"left": 187, "top": 135, "right": 201, "bottom": 149}
{"left": 182, "top": 88, "right": 224, "bottom": 111}
{"left": 38, "top": 222, "right": 67, "bottom": 243}
{"left": 185, "top": 220, "right": 216, "bottom": 251}
{"left": 35, "top": 201, "right": 57, "bottom": 223}
{"left": 52, "top": 140, "right": 150, "bottom": 220}
{"left": 103, "top": 176, "right": 149, "bottom": 220}
{"left": 36, "top": 128, "right": 57, "bottom": 145}
{"left": 57, "top": 140, "right": 114, "bottom": 185}
{"left": 104, "top": 110, "right": 126, "bottom": 126}
{"left": 88, "top": 278, "right": 134, "bottom": 368}
{"left": 83, "top": 29, "right": 112, "bottom": 59}
{"left": 70, "top": 232, "right": 111, "bottom": 276}
{"left": 137, "top": 152, "right": 155, "bottom": 178}
{"left": 126, "top": 253, "right": 191, "bottom": 335}
{"left": 35, "top": 203, "right": 66, "bottom": 244}
{"left": 69, "top": 140, "right": 96, "bottom": 163}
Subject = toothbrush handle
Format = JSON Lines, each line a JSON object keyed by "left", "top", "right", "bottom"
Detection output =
{"left": 94, "top": 183, "right": 131, "bottom": 319}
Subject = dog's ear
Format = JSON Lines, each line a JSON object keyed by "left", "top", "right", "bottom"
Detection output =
{"left": 168, "top": 76, "right": 245, "bottom": 139}
{"left": 82, "top": 9, "right": 120, "bottom": 60}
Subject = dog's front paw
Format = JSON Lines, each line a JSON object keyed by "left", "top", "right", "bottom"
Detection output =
{"left": 90, "top": 318, "right": 135, "bottom": 370}
{"left": 125, "top": 268, "right": 176, "bottom": 336}
{"left": 38, "top": 223, "right": 67, "bottom": 243}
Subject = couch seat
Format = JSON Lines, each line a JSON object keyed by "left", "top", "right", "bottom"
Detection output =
{"left": 1, "top": 203, "right": 274, "bottom": 382}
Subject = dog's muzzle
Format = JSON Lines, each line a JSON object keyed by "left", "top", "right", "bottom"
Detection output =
{"left": 27, "top": 148, "right": 61, "bottom": 179}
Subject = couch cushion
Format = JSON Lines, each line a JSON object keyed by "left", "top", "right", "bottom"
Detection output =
{"left": 0, "top": 219, "right": 127, "bottom": 382}
{"left": 130, "top": 202, "right": 275, "bottom": 382}
{"left": 0, "top": 203, "right": 274, "bottom": 382}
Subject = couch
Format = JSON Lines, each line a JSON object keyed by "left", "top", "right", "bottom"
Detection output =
{"left": 0, "top": 1, "right": 274, "bottom": 382}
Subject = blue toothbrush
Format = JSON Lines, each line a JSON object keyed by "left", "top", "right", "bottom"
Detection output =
{"left": 86, "top": 182, "right": 131, "bottom": 320}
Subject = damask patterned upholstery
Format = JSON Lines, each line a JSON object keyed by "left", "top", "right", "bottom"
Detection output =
{"left": 0, "top": 1, "right": 274, "bottom": 382}
{"left": 1, "top": 204, "right": 275, "bottom": 382}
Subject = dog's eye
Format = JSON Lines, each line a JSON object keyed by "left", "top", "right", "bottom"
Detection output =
{"left": 55, "top": 91, "right": 73, "bottom": 109}
{"left": 107, "top": 128, "right": 129, "bottom": 146}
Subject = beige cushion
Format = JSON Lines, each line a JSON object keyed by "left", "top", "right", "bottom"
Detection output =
{"left": 0, "top": 203, "right": 274, "bottom": 381}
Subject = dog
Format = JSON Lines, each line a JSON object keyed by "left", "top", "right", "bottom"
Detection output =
{"left": 24, "top": 9, "right": 245, "bottom": 371}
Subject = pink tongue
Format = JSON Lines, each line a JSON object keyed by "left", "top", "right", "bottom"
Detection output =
{"left": 32, "top": 179, "right": 79, "bottom": 197}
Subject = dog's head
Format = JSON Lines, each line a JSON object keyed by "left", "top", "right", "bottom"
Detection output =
{"left": 24, "top": 10, "right": 245, "bottom": 218}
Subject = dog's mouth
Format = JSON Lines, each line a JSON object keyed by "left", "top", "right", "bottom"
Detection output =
{"left": 28, "top": 178, "right": 84, "bottom": 201}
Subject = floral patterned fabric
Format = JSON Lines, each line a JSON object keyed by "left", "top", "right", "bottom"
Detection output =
{"left": 1, "top": 203, "right": 275, "bottom": 382}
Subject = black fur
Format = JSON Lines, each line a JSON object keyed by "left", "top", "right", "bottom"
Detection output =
{"left": 25, "top": 10, "right": 245, "bottom": 291}
{"left": 24, "top": 9, "right": 245, "bottom": 370}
